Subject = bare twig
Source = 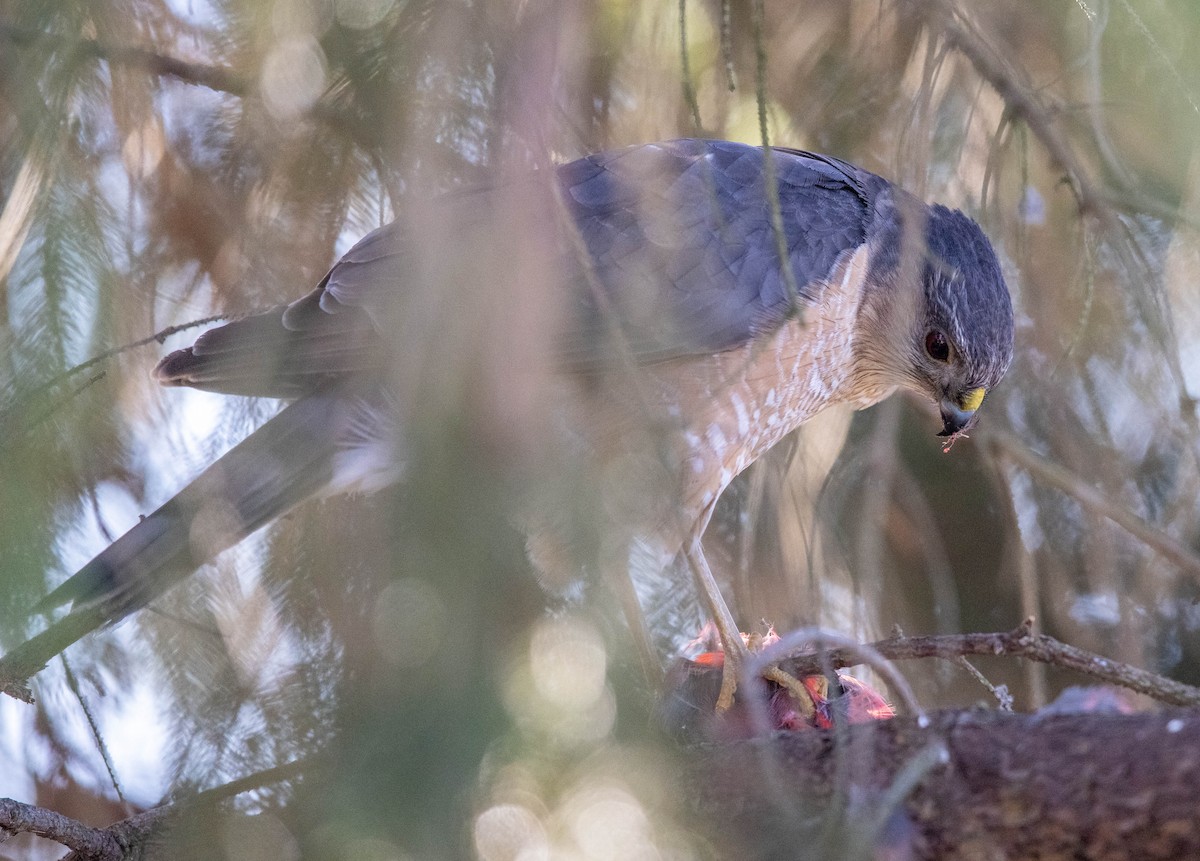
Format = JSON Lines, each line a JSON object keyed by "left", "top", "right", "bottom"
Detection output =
{"left": 180, "top": 758, "right": 308, "bottom": 806}
{"left": 678, "top": 0, "right": 703, "bottom": 131}
{"left": 750, "top": 0, "right": 802, "bottom": 315}
{"left": 1006, "top": 491, "right": 1049, "bottom": 707}
{"left": 719, "top": 0, "right": 736, "bottom": 90}
{"left": 955, "top": 656, "right": 1013, "bottom": 710}
{"left": 777, "top": 621, "right": 1200, "bottom": 708}
{"left": 61, "top": 654, "right": 125, "bottom": 803}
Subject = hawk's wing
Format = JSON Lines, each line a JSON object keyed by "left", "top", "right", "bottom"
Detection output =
{"left": 557, "top": 140, "right": 873, "bottom": 363}
{"left": 47, "top": 142, "right": 881, "bottom": 613}
{"left": 158, "top": 140, "right": 877, "bottom": 395}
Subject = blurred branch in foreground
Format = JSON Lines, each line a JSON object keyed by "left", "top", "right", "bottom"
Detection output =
{"left": 0, "top": 23, "right": 246, "bottom": 95}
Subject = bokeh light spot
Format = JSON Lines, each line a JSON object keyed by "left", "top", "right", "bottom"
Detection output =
{"left": 260, "top": 38, "right": 328, "bottom": 120}
{"left": 371, "top": 577, "right": 448, "bottom": 667}
{"left": 474, "top": 803, "right": 550, "bottom": 861}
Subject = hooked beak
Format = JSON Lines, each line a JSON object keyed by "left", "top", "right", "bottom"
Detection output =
{"left": 937, "top": 400, "right": 977, "bottom": 437}
{"left": 936, "top": 387, "right": 987, "bottom": 438}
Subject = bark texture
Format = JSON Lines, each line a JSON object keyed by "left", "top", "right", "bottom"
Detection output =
{"left": 692, "top": 709, "right": 1200, "bottom": 860}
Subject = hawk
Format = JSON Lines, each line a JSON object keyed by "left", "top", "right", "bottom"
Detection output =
{"left": 35, "top": 140, "right": 1014, "bottom": 692}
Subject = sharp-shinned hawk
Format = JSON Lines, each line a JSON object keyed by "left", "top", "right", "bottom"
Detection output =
{"left": 36, "top": 140, "right": 1015, "bottom": 690}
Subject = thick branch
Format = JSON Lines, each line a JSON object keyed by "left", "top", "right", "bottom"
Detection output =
{"left": 695, "top": 710, "right": 1200, "bottom": 860}
{"left": 0, "top": 605, "right": 112, "bottom": 702}
{"left": 778, "top": 622, "right": 1200, "bottom": 707}
{"left": 3, "top": 760, "right": 307, "bottom": 860}
{"left": 92, "top": 759, "right": 309, "bottom": 856}
{"left": 0, "top": 797, "right": 122, "bottom": 860}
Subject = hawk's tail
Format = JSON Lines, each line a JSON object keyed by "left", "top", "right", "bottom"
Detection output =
{"left": 35, "top": 394, "right": 347, "bottom": 619}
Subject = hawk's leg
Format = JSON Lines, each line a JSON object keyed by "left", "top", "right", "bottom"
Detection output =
{"left": 683, "top": 541, "right": 747, "bottom": 711}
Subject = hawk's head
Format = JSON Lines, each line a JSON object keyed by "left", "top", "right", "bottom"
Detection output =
{"left": 857, "top": 201, "right": 1015, "bottom": 438}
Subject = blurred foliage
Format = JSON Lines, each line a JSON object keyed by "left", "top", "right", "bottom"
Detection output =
{"left": 3, "top": 0, "right": 1200, "bottom": 858}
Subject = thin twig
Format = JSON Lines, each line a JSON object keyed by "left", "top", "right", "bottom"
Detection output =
{"left": 719, "top": 0, "right": 736, "bottom": 90}
{"left": 955, "top": 656, "right": 1013, "bottom": 710}
{"left": 776, "top": 621, "right": 1200, "bottom": 708}
{"left": 35, "top": 313, "right": 234, "bottom": 394}
{"left": 678, "top": 0, "right": 703, "bottom": 131}
{"left": 161, "top": 758, "right": 308, "bottom": 808}
{"left": 61, "top": 654, "right": 126, "bottom": 803}
{"left": 1009, "top": 525, "right": 1048, "bottom": 707}
{"left": 750, "top": 0, "right": 802, "bottom": 315}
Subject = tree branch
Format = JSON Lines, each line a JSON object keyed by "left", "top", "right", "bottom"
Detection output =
{"left": 696, "top": 710, "right": 1200, "bottom": 860}
{"left": 0, "top": 604, "right": 111, "bottom": 702}
{"left": 1, "top": 759, "right": 308, "bottom": 860}
{"left": 0, "top": 797, "right": 122, "bottom": 860}
{"left": 777, "top": 621, "right": 1200, "bottom": 707}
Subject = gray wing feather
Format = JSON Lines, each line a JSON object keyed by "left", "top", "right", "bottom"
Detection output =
{"left": 158, "top": 139, "right": 877, "bottom": 390}
{"left": 558, "top": 140, "right": 872, "bottom": 362}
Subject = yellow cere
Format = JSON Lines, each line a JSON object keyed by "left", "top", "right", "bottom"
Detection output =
{"left": 959, "top": 387, "right": 986, "bottom": 413}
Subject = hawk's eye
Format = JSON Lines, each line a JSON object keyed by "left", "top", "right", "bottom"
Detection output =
{"left": 925, "top": 330, "right": 950, "bottom": 362}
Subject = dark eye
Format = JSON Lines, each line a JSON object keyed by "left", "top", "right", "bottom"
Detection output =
{"left": 925, "top": 330, "right": 950, "bottom": 362}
